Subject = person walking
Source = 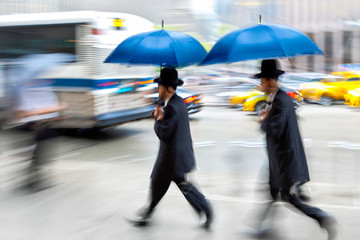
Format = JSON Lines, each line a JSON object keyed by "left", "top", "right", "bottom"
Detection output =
{"left": 129, "top": 67, "right": 213, "bottom": 229}
{"left": 6, "top": 55, "right": 69, "bottom": 192}
{"left": 251, "top": 59, "right": 337, "bottom": 239}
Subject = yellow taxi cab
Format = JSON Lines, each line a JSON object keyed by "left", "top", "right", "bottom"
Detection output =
{"left": 299, "top": 71, "right": 360, "bottom": 105}
{"left": 344, "top": 88, "right": 360, "bottom": 107}
{"left": 228, "top": 85, "right": 263, "bottom": 108}
{"left": 243, "top": 94, "right": 268, "bottom": 114}
{"left": 243, "top": 86, "right": 302, "bottom": 115}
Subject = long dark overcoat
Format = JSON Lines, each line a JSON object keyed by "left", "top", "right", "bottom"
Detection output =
{"left": 261, "top": 89, "right": 310, "bottom": 189}
{"left": 151, "top": 94, "right": 195, "bottom": 184}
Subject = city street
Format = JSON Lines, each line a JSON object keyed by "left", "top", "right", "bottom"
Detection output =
{"left": 0, "top": 104, "right": 360, "bottom": 240}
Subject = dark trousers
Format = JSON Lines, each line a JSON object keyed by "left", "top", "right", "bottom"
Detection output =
{"left": 146, "top": 176, "right": 211, "bottom": 217}
{"left": 256, "top": 187, "right": 328, "bottom": 229}
{"left": 20, "top": 123, "right": 59, "bottom": 186}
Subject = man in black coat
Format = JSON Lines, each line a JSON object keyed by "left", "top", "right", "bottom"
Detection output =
{"left": 130, "top": 67, "right": 213, "bottom": 229}
{"left": 253, "top": 60, "right": 336, "bottom": 240}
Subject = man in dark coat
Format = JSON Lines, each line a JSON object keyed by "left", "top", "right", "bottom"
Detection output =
{"left": 130, "top": 67, "right": 213, "bottom": 229}
{"left": 253, "top": 60, "right": 336, "bottom": 240}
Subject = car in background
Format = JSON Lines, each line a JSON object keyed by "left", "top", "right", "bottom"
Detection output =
{"left": 215, "top": 77, "right": 260, "bottom": 106}
{"left": 344, "top": 88, "right": 360, "bottom": 107}
{"left": 145, "top": 86, "right": 203, "bottom": 114}
{"left": 242, "top": 94, "right": 267, "bottom": 115}
{"left": 228, "top": 84, "right": 263, "bottom": 108}
{"left": 178, "top": 88, "right": 203, "bottom": 114}
{"left": 214, "top": 78, "right": 261, "bottom": 107}
{"left": 299, "top": 71, "right": 360, "bottom": 105}
{"left": 243, "top": 86, "right": 303, "bottom": 115}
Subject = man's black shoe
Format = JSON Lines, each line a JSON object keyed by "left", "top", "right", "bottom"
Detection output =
{"left": 126, "top": 215, "right": 150, "bottom": 226}
{"left": 242, "top": 228, "right": 273, "bottom": 239}
{"left": 126, "top": 207, "right": 151, "bottom": 227}
{"left": 320, "top": 216, "right": 337, "bottom": 240}
{"left": 200, "top": 210, "right": 213, "bottom": 230}
{"left": 19, "top": 182, "right": 54, "bottom": 193}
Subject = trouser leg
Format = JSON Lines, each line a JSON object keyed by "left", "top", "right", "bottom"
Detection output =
{"left": 174, "top": 177, "right": 211, "bottom": 216}
{"left": 146, "top": 179, "right": 171, "bottom": 217}
{"left": 27, "top": 143, "right": 41, "bottom": 186}
{"left": 283, "top": 189, "right": 329, "bottom": 224}
{"left": 28, "top": 125, "right": 58, "bottom": 187}
{"left": 252, "top": 187, "right": 279, "bottom": 230}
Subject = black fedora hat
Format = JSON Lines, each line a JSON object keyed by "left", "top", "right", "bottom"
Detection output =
{"left": 154, "top": 67, "right": 184, "bottom": 87}
{"left": 254, "top": 59, "right": 285, "bottom": 78}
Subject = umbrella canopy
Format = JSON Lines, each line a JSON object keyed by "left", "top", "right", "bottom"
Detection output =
{"left": 201, "top": 24, "right": 324, "bottom": 66}
{"left": 104, "top": 29, "right": 207, "bottom": 68}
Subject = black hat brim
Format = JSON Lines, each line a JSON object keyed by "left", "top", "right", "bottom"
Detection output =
{"left": 154, "top": 78, "right": 184, "bottom": 86}
{"left": 254, "top": 69, "right": 285, "bottom": 78}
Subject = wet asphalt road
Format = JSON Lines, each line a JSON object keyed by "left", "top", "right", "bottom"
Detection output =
{"left": 0, "top": 104, "right": 359, "bottom": 240}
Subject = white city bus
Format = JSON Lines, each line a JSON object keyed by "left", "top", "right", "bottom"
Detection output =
{"left": 0, "top": 11, "right": 157, "bottom": 129}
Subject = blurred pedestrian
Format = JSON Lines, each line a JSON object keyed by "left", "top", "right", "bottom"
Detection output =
{"left": 129, "top": 67, "right": 213, "bottom": 229}
{"left": 12, "top": 79, "right": 67, "bottom": 192}
{"left": 5, "top": 54, "right": 71, "bottom": 192}
{"left": 14, "top": 86, "right": 67, "bottom": 192}
{"left": 250, "top": 59, "right": 337, "bottom": 239}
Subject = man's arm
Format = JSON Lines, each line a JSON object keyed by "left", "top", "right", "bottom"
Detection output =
{"left": 154, "top": 104, "right": 178, "bottom": 142}
{"left": 260, "top": 98, "right": 288, "bottom": 139}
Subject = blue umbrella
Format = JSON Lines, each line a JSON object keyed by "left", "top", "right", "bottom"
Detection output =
{"left": 201, "top": 23, "right": 324, "bottom": 65}
{"left": 104, "top": 29, "right": 207, "bottom": 68}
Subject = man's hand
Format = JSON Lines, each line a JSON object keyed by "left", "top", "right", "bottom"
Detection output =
{"left": 257, "top": 108, "right": 270, "bottom": 122}
{"left": 153, "top": 105, "right": 164, "bottom": 121}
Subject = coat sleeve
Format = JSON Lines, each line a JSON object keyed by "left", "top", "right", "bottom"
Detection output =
{"left": 154, "top": 104, "right": 178, "bottom": 142}
{"left": 261, "top": 98, "right": 288, "bottom": 139}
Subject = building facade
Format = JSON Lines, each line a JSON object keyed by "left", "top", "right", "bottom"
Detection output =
{"left": 0, "top": 0, "right": 359, "bottom": 73}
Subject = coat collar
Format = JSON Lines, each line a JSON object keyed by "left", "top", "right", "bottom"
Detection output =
{"left": 268, "top": 88, "right": 280, "bottom": 103}
{"left": 164, "top": 93, "right": 177, "bottom": 107}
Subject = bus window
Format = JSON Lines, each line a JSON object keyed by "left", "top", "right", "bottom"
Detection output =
{"left": 0, "top": 24, "right": 76, "bottom": 58}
